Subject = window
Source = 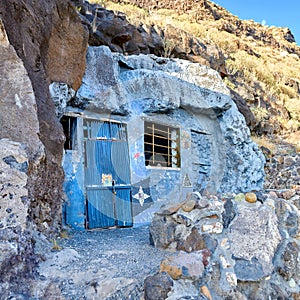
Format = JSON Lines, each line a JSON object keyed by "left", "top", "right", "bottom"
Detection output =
{"left": 144, "top": 121, "right": 180, "bottom": 168}
{"left": 61, "top": 116, "right": 77, "bottom": 150}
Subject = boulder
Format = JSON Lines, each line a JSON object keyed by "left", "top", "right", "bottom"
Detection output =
{"left": 144, "top": 272, "right": 173, "bottom": 300}
{"left": 228, "top": 204, "right": 281, "bottom": 281}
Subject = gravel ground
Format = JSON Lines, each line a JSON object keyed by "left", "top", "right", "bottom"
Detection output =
{"left": 38, "top": 226, "right": 171, "bottom": 300}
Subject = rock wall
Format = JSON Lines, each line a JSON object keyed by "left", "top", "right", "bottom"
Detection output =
{"left": 0, "top": 0, "right": 88, "bottom": 233}
{"left": 146, "top": 190, "right": 300, "bottom": 299}
{"left": 70, "top": 46, "right": 265, "bottom": 193}
{"left": 0, "top": 140, "right": 37, "bottom": 298}
{"left": 0, "top": 0, "right": 88, "bottom": 297}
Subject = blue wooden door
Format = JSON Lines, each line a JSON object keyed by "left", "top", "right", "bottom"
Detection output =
{"left": 84, "top": 120, "right": 132, "bottom": 229}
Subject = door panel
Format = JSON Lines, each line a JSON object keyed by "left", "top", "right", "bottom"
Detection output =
{"left": 87, "top": 188, "right": 115, "bottom": 228}
{"left": 84, "top": 120, "right": 132, "bottom": 229}
{"left": 115, "top": 186, "right": 132, "bottom": 227}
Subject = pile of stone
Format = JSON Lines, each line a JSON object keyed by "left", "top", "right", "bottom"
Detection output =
{"left": 264, "top": 149, "right": 300, "bottom": 189}
{"left": 145, "top": 190, "right": 300, "bottom": 299}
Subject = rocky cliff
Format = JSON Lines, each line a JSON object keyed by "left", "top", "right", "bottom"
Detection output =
{"left": 0, "top": 0, "right": 87, "bottom": 296}
{"left": 74, "top": 0, "right": 300, "bottom": 146}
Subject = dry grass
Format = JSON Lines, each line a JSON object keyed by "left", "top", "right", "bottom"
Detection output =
{"left": 251, "top": 135, "right": 278, "bottom": 154}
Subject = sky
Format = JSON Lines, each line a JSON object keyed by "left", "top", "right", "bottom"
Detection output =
{"left": 211, "top": 1, "right": 299, "bottom": 45}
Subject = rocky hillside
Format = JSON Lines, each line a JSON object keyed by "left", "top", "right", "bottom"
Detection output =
{"left": 73, "top": 0, "right": 300, "bottom": 152}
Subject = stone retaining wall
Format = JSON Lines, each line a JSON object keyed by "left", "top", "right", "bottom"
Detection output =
{"left": 146, "top": 188, "right": 300, "bottom": 299}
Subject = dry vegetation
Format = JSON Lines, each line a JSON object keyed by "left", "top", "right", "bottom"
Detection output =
{"left": 91, "top": 0, "right": 300, "bottom": 148}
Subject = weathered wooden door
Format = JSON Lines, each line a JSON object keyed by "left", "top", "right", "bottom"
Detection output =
{"left": 84, "top": 119, "right": 132, "bottom": 229}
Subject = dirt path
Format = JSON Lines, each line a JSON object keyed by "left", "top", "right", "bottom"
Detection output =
{"left": 37, "top": 226, "right": 170, "bottom": 299}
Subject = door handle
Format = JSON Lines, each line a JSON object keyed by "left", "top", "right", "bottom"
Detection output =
{"left": 112, "top": 180, "right": 116, "bottom": 195}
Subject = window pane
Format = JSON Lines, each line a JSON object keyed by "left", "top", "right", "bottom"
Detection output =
{"left": 144, "top": 121, "right": 180, "bottom": 168}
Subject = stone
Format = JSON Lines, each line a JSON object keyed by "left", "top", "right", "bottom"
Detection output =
{"left": 173, "top": 214, "right": 193, "bottom": 227}
{"left": 0, "top": 0, "right": 86, "bottom": 234}
{"left": 176, "top": 227, "right": 206, "bottom": 253}
{"left": 222, "top": 198, "right": 236, "bottom": 228}
{"left": 219, "top": 103, "right": 265, "bottom": 192}
{"left": 144, "top": 272, "right": 173, "bottom": 300}
{"left": 160, "top": 251, "right": 205, "bottom": 280}
{"left": 277, "top": 242, "right": 300, "bottom": 281}
{"left": 281, "top": 189, "right": 296, "bottom": 200}
{"left": 0, "top": 0, "right": 88, "bottom": 232}
{"left": 289, "top": 278, "right": 296, "bottom": 288}
{"left": 219, "top": 255, "right": 231, "bottom": 268}
{"left": 235, "top": 193, "right": 245, "bottom": 201}
{"left": 0, "top": 20, "right": 44, "bottom": 160}
{"left": 44, "top": 1, "right": 88, "bottom": 90}
{"left": 269, "top": 191, "right": 278, "bottom": 198}
{"left": 225, "top": 272, "right": 238, "bottom": 287}
{"left": 0, "top": 140, "right": 29, "bottom": 229}
{"left": 200, "top": 285, "right": 212, "bottom": 300}
{"left": 202, "top": 222, "right": 223, "bottom": 234}
{"left": 182, "top": 198, "right": 196, "bottom": 212}
{"left": 157, "top": 202, "right": 184, "bottom": 216}
{"left": 245, "top": 192, "right": 257, "bottom": 203}
{"left": 49, "top": 83, "right": 75, "bottom": 118}
{"left": 228, "top": 204, "right": 281, "bottom": 281}
{"left": 75, "top": 46, "right": 127, "bottom": 114}
{"left": 149, "top": 215, "right": 176, "bottom": 248}
{"left": 234, "top": 257, "right": 265, "bottom": 281}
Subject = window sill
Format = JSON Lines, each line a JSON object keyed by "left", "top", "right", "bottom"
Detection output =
{"left": 146, "top": 166, "right": 181, "bottom": 171}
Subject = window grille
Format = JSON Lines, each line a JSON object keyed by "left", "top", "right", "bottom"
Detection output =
{"left": 144, "top": 121, "right": 180, "bottom": 168}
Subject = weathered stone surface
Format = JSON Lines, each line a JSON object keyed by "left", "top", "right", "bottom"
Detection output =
{"left": 0, "top": 140, "right": 37, "bottom": 297}
{"left": 144, "top": 272, "right": 173, "bottom": 300}
{"left": 0, "top": 20, "right": 44, "bottom": 160}
{"left": 148, "top": 190, "right": 300, "bottom": 299}
{"left": 222, "top": 198, "right": 236, "bottom": 228}
{"left": 160, "top": 251, "right": 206, "bottom": 280}
{"left": 0, "top": 140, "right": 28, "bottom": 229}
{"left": 153, "top": 202, "right": 184, "bottom": 216}
{"left": 234, "top": 257, "right": 265, "bottom": 282}
{"left": 49, "top": 82, "right": 75, "bottom": 118}
{"left": 75, "top": 46, "right": 127, "bottom": 114}
{"left": 219, "top": 103, "right": 265, "bottom": 192}
{"left": 228, "top": 204, "right": 281, "bottom": 281}
{"left": 149, "top": 215, "right": 176, "bottom": 249}
{"left": 74, "top": 46, "right": 265, "bottom": 193}
{"left": 176, "top": 227, "right": 206, "bottom": 253}
{"left": 276, "top": 242, "right": 300, "bottom": 281}
{"left": 44, "top": 1, "right": 88, "bottom": 90}
{"left": 0, "top": 0, "right": 88, "bottom": 234}
{"left": 200, "top": 285, "right": 212, "bottom": 300}
{"left": 181, "top": 198, "right": 196, "bottom": 212}
{"left": 265, "top": 149, "right": 300, "bottom": 190}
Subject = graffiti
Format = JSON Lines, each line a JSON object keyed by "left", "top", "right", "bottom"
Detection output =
{"left": 133, "top": 186, "right": 150, "bottom": 206}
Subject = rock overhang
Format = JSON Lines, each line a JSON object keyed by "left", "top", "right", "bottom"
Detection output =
{"left": 61, "top": 45, "right": 265, "bottom": 201}
{"left": 76, "top": 46, "right": 233, "bottom": 116}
